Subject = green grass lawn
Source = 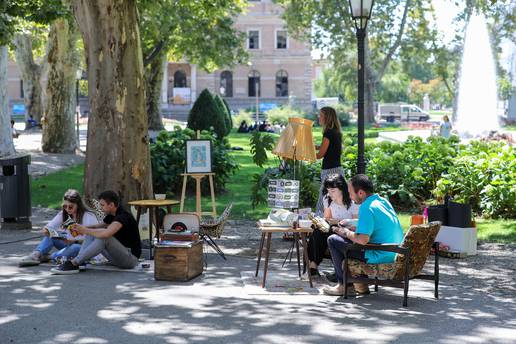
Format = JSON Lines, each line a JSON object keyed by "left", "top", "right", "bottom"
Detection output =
{"left": 31, "top": 128, "right": 516, "bottom": 243}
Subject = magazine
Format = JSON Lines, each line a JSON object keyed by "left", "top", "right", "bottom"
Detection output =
{"left": 47, "top": 217, "right": 85, "bottom": 241}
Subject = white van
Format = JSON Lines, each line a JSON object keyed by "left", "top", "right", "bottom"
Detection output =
{"left": 378, "top": 103, "right": 430, "bottom": 122}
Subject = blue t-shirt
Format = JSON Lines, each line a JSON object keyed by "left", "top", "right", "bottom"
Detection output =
{"left": 356, "top": 194, "right": 403, "bottom": 264}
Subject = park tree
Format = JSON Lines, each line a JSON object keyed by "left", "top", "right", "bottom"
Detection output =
{"left": 41, "top": 9, "right": 80, "bottom": 154}
{"left": 277, "top": 0, "right": 437, "bottom": 123}
{"left": 0, "top": 0, "right": 63, "bottom": 157}
{"left": 139, "top": 0, "right": 248, "bottom": 130}
{"left": 72, "top": 0, "right": 152, "bottom": 204}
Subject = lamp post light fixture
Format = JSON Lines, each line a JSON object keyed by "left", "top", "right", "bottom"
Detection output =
{"left": 349, "top": 0, "right": 374, "bottom": 175}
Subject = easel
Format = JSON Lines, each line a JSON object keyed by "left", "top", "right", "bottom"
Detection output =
{"left": 179, "top": 131, "right": 217, "bottom": 218}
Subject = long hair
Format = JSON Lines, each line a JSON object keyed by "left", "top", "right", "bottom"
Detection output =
{"left": 61, "top": 189, "right": 89, "bottom": 224}
{"left": 322, "top": 173, "right": 352, "bottom": 209}
{"left": 320, "top": 106, "right": 341, "bottom": 133}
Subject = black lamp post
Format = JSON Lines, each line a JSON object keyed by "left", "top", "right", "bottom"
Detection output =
{"left": 349, "top": 0, "right": 374, "bottom": 175}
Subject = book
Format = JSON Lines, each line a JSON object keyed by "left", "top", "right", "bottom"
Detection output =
{"left": 47, "top": 217, "right": 85, "bottom": 241}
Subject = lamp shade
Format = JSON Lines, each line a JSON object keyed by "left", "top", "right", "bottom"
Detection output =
{"left": 273, "top": 117, "right": 316, "bottom": 162}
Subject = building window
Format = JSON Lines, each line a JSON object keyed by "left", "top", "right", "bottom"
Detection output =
{"left": 248, "top": 70, "right": 260, "bottom": 97}
{"left": 173, "top": 70, "right": 187, "bottom": 87}
{"left": 276, "top": 30, "right": 288, "bottom": 49}
{"left": 248, "top": 30, "right": 260, "bottom": 49}
{"left": 220, "top": 71, "right": 233, "bottom": 97}
{"left": 275, "top": 70, "right": 288, "bottom": 97}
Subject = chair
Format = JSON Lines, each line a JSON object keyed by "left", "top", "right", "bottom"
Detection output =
{"left": 199, "top": 203, "right": 233, "bottom": 260}
{"left": 85, "top": 198, "right": 106, "bottom": 222}
{"left": 343, "top": 221, "right": 441, "bottom": 307}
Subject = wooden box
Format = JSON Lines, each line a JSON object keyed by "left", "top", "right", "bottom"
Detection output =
{"left": 154, "top": 241, "right": 203, "bottom": 281}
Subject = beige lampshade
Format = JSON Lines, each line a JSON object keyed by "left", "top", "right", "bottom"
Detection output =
{"left": 273, "top": 117, "right": 316, "bottom": 162}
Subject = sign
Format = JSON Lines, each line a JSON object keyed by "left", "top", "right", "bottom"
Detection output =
{"left": 267, "top": 179, "right": 299, "bottom": 209}
{"left": 12, "top": 104, "right": 26, "bottom": 115}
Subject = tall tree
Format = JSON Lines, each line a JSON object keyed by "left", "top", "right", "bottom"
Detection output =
{"left": 73, "top": 0, "right": 152, "bottom": 204}
{"left": 139, "top": 0, "right": 248, "bottom": 130}
{"left": 0, "top": 0, "right": 63, "bottom": 157}
{"left": 42, "top": 13, "right": 80, "bottom": 153}
{"left": 13, "top": 32, "right": 46, "bottom": 126}
{"left": 277, "top": 0, "right": 436, "bottom": 122}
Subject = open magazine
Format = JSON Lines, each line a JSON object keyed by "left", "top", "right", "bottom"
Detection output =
{"left": 47, "top": 217, "right": 85, "bottom": 241}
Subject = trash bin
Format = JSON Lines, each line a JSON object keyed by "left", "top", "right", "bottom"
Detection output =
{"left": 0, "top": 154, "right": 32, "bottom": 229}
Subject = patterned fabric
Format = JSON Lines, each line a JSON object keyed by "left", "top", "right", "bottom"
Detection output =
{"left": 200, "top": 203, "right": 233, "bottom": 238}
{"left": 346, "top": 222, "right": 441, "bottom": 281}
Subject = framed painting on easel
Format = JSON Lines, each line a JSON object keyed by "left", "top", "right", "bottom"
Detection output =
{"left": 185, "top": 140, "right": 212, "bottom": 173}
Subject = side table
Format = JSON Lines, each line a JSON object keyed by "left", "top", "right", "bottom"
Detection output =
{"left": 255, "top": 225, "right": 314, "bottom": 288}
{"left": 128, "top": 199, "right": 179, "bottom": 259}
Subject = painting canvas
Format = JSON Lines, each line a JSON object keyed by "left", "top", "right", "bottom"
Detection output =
{"left": 186, "top": 140, "right": 212, "bottom": 173}
{"left": 267, "top": 179, "right": 300, "bottom": 209}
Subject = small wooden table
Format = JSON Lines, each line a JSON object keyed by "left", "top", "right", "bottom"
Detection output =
{"left": 128, "top": 199, "right": 180, "bottom": 259}
{"left": 255, "top": 225, "right": 314, "bottom": 288}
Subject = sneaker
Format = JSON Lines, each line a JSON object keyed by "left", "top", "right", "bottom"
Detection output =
{"left": 323, "top": 284, "right": 356, "bottom": 296}
{"left": 19, "top": 253, "right": 41, "bottom": 267}
{"left": 50, "top": 261, "right": 80, "bottom": 275}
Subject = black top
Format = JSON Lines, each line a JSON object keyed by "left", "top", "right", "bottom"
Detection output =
{"left": 322, "top": 128, "right": 342, "bottom": 169}
{"left": 103, "top": 206, "right": 141, "bottom": 258}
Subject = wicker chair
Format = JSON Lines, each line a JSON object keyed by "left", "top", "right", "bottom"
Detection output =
{"left": 343, "top": 221, "right": 442, "bottom": 307}
{"left": 85, "top": 198, "right": 105, "bottom": 222}
{"left": 199, "top": 203, "right": 233, "bottom": 260}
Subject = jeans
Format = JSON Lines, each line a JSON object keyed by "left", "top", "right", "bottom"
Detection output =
{"left": 74, "top": 235, "right": 138, "bottom": 269}
{"left": 327, "top": 234, "right": 366, "bottom": 283}
{"left": 35, "top": 236, "right": 81, "bottom": 260}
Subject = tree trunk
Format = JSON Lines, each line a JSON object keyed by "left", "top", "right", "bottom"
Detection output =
{"left": 42, "top": 18, "right": 80, "bottom": 153}
{"left": 145, "top": 49, "right": 165, "bottom": 131}
{"left": 13, "top": 34, "right": 44, "bottom": 126}
{"left": 73, "top": 0, "right": 153, "bottom": 205}
{"left": 0, "top": 46, "right": 16, "bottom": 157}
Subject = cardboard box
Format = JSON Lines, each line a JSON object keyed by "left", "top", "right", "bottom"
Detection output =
{"left": 154, "top": 241, "right": 203, "bottom": 281}
{"left": 435, "top": 226, "right": 477, "bottom": 256}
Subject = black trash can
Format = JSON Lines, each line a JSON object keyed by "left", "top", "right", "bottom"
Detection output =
{"left": 428, "top": 204, "right": 448, "bottom": 225}
{"left": 0, "top": 154, "right": 32, "bottom": 229}
{"left": 447, "top": 201, "right": 472, "bottom": 228}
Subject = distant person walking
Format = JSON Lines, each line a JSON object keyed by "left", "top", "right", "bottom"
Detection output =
{"left": 439, "top": 115, "right": 452, "bottom": 138}
{"left": 315, "top": 106, "right": 344, "bottom": 216}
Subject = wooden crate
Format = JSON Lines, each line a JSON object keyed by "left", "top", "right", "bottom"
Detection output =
{"left": 154, "top": 241, "right": 203, "bottom": 281}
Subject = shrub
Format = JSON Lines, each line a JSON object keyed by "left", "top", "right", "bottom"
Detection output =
{"left": 265, "top": 105, "right": 306, "bottom": 125}
{"left": 150, "top": 127, "right": 238, "bottom": 196}
{"left": 433, "top": 140, "right": 516, "bottom": 218}
{"left": 222, "top": 98, "right": 233, "bottom": 133}
{"left": 187, "top": 89, "right": 227, "bottom": 139}
{"left": 214, "top": 95, "right": 231, "bottom": 136}
{"left": 309, "top": 103, "right": 351, "bottom": 127}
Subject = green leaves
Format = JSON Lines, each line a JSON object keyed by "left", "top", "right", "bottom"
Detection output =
{"left": 249, "top": 131, "right": 275, "bottom": 168}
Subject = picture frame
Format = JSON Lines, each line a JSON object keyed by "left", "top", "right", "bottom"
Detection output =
{"left": 185, "top": 140, "right": 212, "bottom": 173}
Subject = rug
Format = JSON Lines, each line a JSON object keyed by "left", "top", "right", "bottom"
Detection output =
{"left": 240, "top": 268, "right": 327, "bottom": 295}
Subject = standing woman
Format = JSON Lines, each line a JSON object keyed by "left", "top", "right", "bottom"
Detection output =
{"left": 316, "top": 106, "right": 344, "bottom": 215}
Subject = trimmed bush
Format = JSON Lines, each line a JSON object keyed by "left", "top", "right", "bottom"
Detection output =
{"left": 187, "top": 89, "right": 227, "bottom": 139}
{"left": 265, "top": 105, "right": 306, "bottom": 125}
{"left": 213, "top": 95, "right": 231, "bottom": 136}
{"left": 233, "top": 109, "right": 253, "bottom": 129}
{"left": 222, "top": 98, "right": 233, "bottom": 133}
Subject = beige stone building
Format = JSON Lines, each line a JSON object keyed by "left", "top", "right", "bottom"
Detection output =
{"left": 162, "top": 0, "right": 312, "bottom": 119}
{"left": 6, "top": 0, "right": 312, "bottom": 121}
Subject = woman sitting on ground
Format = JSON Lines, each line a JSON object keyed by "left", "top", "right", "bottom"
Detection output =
{"left": 19, "top": 189, "right": 99, "bottom": 267}
{"left": 308, "top": 173, "right": 359, "bottom": 276}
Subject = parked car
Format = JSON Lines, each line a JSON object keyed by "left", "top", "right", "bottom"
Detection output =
{"left": 378, "top": 103, "right": 430, "bottom": 122}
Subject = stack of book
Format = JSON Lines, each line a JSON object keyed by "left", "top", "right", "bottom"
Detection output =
{"left": 159, "top": 231, "right": 199, "bottom": 248}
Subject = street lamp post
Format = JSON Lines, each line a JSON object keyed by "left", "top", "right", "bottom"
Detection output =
{"left": 255, "top": 79, "right": 260, "bottom": 126}
{"left": 349, "top": 0, "right": 374, "bottom": 175}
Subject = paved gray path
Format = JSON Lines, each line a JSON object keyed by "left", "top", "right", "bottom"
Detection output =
{"left": 1, "top": 224, "right": 515, "bottom": 344}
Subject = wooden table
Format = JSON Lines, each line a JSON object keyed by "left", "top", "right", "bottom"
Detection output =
{"left": 128, "top": 199, "right": 179, "bottom": 259}
{"left": 255, "top": 225, "right": 314, "bottom": 288}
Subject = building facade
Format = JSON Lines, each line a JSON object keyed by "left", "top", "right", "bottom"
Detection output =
{"left": 162, "top": 0, "right": 312, "bottom": 118}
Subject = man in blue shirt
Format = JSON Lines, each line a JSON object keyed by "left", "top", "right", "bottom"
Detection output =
{"left": 323, "top": 174, "right": 403, "bottom": 296}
